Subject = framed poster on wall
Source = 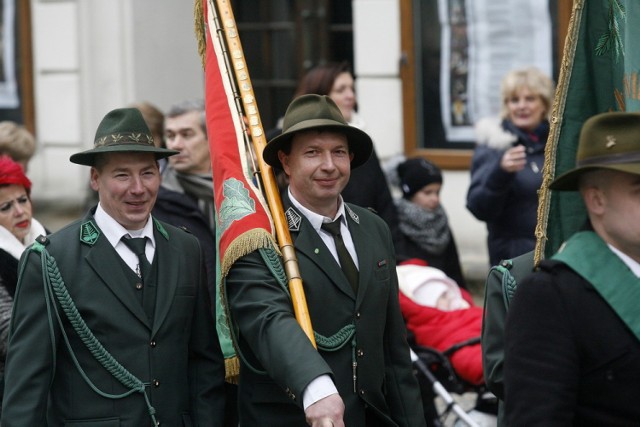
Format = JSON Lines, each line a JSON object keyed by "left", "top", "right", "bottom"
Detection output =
{"left": 0, "top": 0, "right": 34, "bottom": 131}
{"left": 401, "top": 0, "right": 562, "bottom": 169}
{"left": 0, "top": 0, "right": 19, "bottom": 109}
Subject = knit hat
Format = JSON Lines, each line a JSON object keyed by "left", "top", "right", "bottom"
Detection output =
{"left": 0, "top": 155, "right": 32, "bottom": 194}
{"left": 70, "top": 107, "right": 178, "bottom": 166}
{"left": 397, "top": 157, "right": 442, "bottom": 199}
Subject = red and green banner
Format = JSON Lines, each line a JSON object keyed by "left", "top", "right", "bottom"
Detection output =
{"left": 537, "top": 0, "right": 640, "bottom": 259}
{"left": 200, "top": 0, "right": 278, "bottom": 380}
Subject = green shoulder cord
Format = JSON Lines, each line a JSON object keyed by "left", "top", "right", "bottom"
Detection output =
{"left": 494, "top": 260, "right": 517, "bottom": 310}
{"left": 231, "top": 247, "right": 356, "bottom": 383}
{"left": 27, "top": 241, "right": 158, "bottom": 425}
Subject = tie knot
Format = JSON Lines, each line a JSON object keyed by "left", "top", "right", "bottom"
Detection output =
{"left": 122, "top": 236, "right": 148, "bottom": 257}
{"left": 321, "top": 219, "right": 342, "bottom": 237}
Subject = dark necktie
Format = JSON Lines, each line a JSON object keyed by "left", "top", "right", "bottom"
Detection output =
{"left": 321, "top": 219, "right": 359, "bottom": 293}
{"left": 122, "top": 236, "right": 155, "bottom": 320}
{"left": 122, "top": 237, "right": 151, "bottom": 280}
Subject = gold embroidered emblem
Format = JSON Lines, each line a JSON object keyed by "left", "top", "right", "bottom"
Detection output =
{"left": 605, "top": 135, "right": 616, "bottom": 149}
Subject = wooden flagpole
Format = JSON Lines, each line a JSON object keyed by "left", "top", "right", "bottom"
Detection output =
{"left": 205, "top": 0, "right": 316, "bottom": 347}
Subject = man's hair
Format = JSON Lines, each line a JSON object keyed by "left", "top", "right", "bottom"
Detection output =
{"left": 166, "top": 99, "right": 206, "bottom": 134}
{"left": 578, "top": 168, "right": 615, "bottom": 192}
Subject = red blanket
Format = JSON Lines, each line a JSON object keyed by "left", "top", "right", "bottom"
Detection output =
{"left": 399, "top": 291, "right": 484, "bottom": 385}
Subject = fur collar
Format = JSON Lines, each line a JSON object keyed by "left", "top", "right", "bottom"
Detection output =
{"left": 474, "top": 117, "right": 517, "bottom": 150}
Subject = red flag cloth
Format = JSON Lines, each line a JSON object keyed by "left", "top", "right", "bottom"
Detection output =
{"left": 202, "top": 0, "right": 279, "bottom": 382}
{"left": 203, "top": 0, "right": 276, "bottom": 277}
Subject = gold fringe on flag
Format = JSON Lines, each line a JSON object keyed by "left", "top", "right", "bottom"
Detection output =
{"left": 220, "top": 229, "right": 280, "bottom": 280}
{"left": 194, "top": 0, "right": 206, "bottom": 68}
{"left": 534, "top": 0, "right": 584, "bottom": 265}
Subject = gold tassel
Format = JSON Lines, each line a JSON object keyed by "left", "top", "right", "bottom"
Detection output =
{"left": 194, "top": 0, "right": 207, "bottom": 69}
{"left": 224, "top": 356, "right": 240, "bottom": 384}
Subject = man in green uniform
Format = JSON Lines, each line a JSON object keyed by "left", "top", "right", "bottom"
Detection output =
{"left": 504, "top": 112, "right": 640, "bottom": 424}
{"left": 225, "top": 95, "right": 425, "bottom": 427}
{"left": 1, "top": 108, "right": 226, "bottom": 426}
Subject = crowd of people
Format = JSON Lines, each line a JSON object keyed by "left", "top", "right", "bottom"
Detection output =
{"left": 0, "top": 61, "right": 638, "bottom": 426}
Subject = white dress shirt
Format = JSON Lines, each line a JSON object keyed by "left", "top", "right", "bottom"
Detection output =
{"left": 93, "top": 203, "right": 156, "bottom": 272}
{"left": 288, "top": 189, "right": 359, "bottom": 409}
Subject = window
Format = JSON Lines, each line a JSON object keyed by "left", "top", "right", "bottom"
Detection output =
{"left": 232, "top": 0, "right": 353, "bottom": 132}
{"left": 0, "top": 0, "right": 34, "bottom": 132}
{"left": 401, "top": 0, "right": 571, "bottom": 169}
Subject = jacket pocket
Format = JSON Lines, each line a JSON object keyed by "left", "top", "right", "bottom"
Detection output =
{"left": 182, "top": 413, "right": 194, "bottom": 427}
{"left": 64, "top": 417, "right": 120, "bottom": 427}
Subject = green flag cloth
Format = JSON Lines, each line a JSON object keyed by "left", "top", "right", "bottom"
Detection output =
{"left": 537, "top": 0, "right": 640, "bottom": 260}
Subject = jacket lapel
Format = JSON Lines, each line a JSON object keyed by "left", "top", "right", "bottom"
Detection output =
{"left": 151, "top": 223, "right": 179, "bottom": 337}
{"left": 85, "top": 230, "right": 150, "bottom": 328}
{"left": 345, "top": 206, "right": 373, "bottom": 307}
{"left": 284, "top": 195, "right": 356, "bottom": 300}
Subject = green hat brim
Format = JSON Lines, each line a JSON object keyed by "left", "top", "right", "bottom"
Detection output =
{"left": 263, "top": 122, "right": 373, "bottom": 170}
{"left": 550, "top": 163, "right": 640, "bottom": 191}
{"left": 70, "top": 144, "right": 178, "bottom": 166}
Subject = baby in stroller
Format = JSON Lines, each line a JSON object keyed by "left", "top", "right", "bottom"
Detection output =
{"left": 398, "top": 260, "right": 497, "bottom": 426}
{"left": 398, "top": 260, "right": 484, "bottom": 386}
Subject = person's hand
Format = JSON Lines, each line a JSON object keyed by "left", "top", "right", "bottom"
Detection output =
{"left": 500, "top": 144, "right": 527, "bottom": 173}
{"left": 305, "top": 393, "right": 345, "bottom": 427}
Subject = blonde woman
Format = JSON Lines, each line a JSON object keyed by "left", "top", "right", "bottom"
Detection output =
{"left": 466, "top": 67, "right": 555, "bottom": 266}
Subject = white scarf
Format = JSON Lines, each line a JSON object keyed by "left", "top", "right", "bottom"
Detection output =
{"left": 0, "top": 218, "right": 47, "bottom": 260}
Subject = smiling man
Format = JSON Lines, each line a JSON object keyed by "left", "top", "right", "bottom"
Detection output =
{"left": 1, "top": 108, "right": 226, "bottom": 426}
{"left": 225, "top": 95, "right": 425, "bottom": 427}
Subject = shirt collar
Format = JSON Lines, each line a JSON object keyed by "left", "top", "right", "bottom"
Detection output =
{"left": 94, "top": 203, "right": 156, "bottom": 248}
{"left": 287, "top": 188, "right": 347, "bottom": 233}
{"left": 608, "top": 244, "right": 640, "bottom": 278}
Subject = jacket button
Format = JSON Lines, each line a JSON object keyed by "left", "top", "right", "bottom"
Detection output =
{"left": 355, "top": 312, "right": 361, "bottom": 319}
{"left": 357, "top": 349, "right": 364, "bottom": 357}
{"left": 153, "top": 379, "right": 160, "bottom": 387}
{"left": 135, "top": 282, "right": 143, "bottom": 290}
{"left": 359, "top": 389, "right": 365, "bottom": 396}
{"left": 150, "top": 341, "right": 156, "bottom": 347}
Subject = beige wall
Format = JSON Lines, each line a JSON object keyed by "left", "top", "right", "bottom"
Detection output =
{"left": 28, "top": 0, "right": 490, "bottom": 278}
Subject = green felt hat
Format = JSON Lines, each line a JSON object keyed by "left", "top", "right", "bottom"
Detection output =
{"left": 550, "top": 112, "right": 640, "bottom": 191}
{"left": 263, "top": 94, "right": 373, "bottom": 170}
{"left": 70, "top": 107, "right": 178, "bottom": 166}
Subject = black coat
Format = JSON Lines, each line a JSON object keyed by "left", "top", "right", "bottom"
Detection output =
{"left": 504, "top": 259, "right": 640, "bottom": 425}
{"left": 2, "top": 213, "right": 226, "bottom": 426}
{"left": 225, "top": 196, "right": 425, "bottom": 427}
{"left": 152, "top": 186, "right": 217, "bottom": 309}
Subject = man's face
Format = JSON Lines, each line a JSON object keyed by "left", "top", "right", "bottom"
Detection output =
{"left": 586, "top": 169, "right": 640, "bottom": 262}
{"left": 90, "top": 152, "right": 160, "bottom": 230}
{"left": 278, "top": 130, "right": 353, "bottom": 217}
{"left": 165, "top": 111, "right": 211, "bottom": 174}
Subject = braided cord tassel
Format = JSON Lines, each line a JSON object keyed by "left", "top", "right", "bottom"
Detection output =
{"left": 39, "top": 247, "right": 158, "bottom": 425}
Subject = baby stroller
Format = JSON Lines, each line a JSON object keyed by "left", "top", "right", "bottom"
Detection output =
{"left": 410, "top": 337, "right": 497, "bottom": 426}
{"left": 397, "top": 263, "right": 497, "bottom": 426}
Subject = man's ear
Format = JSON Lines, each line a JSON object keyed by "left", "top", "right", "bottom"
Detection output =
{"left": 582, "top": 185, "right": 606, "bottom": 216}
{"left": 277, "top": 150, "right": 289, "bottom": 175}
{"left": 89, "top": 167, "right": 99, "bottom": 191}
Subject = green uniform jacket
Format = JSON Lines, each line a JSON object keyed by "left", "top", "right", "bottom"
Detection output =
{"left": 226, "top": 197, "right": 425, "bottom": 427}
{"left": 1, "top": 212, "right": 226, "bottom": 426}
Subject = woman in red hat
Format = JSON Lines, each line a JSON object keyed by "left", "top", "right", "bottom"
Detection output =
{"left": 0, "top": 155, "right": 46, "bottom": 409}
